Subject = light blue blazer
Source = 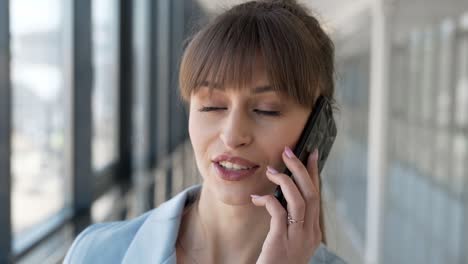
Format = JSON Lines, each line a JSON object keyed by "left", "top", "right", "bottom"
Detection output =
{"left": 64, "top": 185, "right": 346, "bottom": 264}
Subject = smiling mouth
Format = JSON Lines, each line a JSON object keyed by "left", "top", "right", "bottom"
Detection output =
{"left": 212, "top": 161, "right": 260, "bottom": 181}
{"left": 217, "top": 161, "right": 258, "bottom": 170}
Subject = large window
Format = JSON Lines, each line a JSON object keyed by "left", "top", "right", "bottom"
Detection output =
{"left": 383, "top": 18, "right": 465, "bottom": 264}
{"left": 0, "top": 0, "right": 202, "bottom": 262}
{"left": 334, "top": 53, "right": 370, "bottom": 239}
{"left": 328, "top": 45, "right": 371, "bottom": 245}
{"left": 92, "top": 0, "right": 119, "bottom": 171}
{"left": 10, "top": 0, "right": 72, "bottom": 241}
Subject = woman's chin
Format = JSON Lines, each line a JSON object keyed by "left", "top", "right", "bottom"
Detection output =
{"left": 206, "top": 178, "right": 275, "bottom": 206}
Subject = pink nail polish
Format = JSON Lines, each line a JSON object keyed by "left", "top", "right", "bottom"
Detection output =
{"left": 267, "top": 166, "right": 278, "bottom": 174}
{"left": 284, "top": 146, "right": 294, "bottom": 158}
{"left": 250, "top": 194, "right": 261, "bottom": 199}
{"left": 312, "top": 149, "right": 319, "bottom": 161}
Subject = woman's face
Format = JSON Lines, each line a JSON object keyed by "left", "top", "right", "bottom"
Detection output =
{"left": 188, "top": 63, "right": 311, "bottom": 206}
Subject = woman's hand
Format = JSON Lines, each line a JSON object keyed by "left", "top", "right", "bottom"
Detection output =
{"left": 251, "top": 146, "right": 322, "bottom": 264}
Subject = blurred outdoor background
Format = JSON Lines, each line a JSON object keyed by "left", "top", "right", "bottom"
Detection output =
{"left": 0, "top": 0, "right": 467, "bottom": 263}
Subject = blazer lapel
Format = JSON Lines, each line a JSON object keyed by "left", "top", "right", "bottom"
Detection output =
{"left": 122, "top": 185, "right": 202, "bottom": 264}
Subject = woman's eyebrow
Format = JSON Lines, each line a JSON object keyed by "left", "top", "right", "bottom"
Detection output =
{"left": 253, "top": 85, "right": 274, "bottom": 94}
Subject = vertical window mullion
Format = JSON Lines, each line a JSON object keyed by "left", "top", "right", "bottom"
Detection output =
{"left": 0, "top": 0, "right": 12, "bottom": 262}
{"left": 169, "top": 0, "right": 185, "bottom": 152}
{"left": 72, "top": 0, "right": 93, "bottom": 235}
{"left": 118, "top": 0, "right": 133, "bottom": 187}
{"left": 149, "top": 0, "right": 158, "bottom": 171}
{"left": 155, "top": 0, "right": 171, "bottom": 200}
{"left": 132, "top": 0, "right": 152, "bottom": 214}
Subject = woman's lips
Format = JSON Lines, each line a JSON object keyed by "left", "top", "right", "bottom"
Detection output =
{"left": 212, "top": 154, "right": 259, "bottom": 167}
{"left": 213, "top": 161, "right": 260, "bottom": 181}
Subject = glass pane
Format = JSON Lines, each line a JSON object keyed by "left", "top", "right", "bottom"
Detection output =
{"left": 436, "top": 20, "right": 454, "bottom": 129}
{"left": 132, "top": 0, "right": 150, "bottom": 170}
{"left": 327, "top": 51, "right": 370, "bottom": 242}
{"left": 452, "top": 132, "right": 467, "bottom": 196}
{"left": 383, "top": 17, "right": 466, "bottom": 264}
{"left": 10, "top": 0, "right": 71, "bottom": 236}
{"left": 92, "top": 0, "right": 119, "bottom": 170}
{"left": 91, "top": 187, "right": 121, "bottom": 223}
{"left": 455, "top": 34, "right": 468, "bottom": 128}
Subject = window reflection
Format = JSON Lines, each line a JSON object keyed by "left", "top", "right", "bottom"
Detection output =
{"left": 383, "top": 19, "right": 465, "bottom": 264}
{"left": 328, "top": 51, "right": 370, "bottom": 242}
{"left": 10, "top": 0, "right": 70, "bottom": 236}
{"left": 455, "top": 35, "right": 468, "bottom": 128}
{"left": 92, "top": 0, "right": 119, "bottom": 170}
{"left": 452, "top": 133, "right": 467, "bottom": 196}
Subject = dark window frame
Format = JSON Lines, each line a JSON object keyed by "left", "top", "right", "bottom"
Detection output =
{"left": 0, "top": 0, "right": 12, "bottom": 262}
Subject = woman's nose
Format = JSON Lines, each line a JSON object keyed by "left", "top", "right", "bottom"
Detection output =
{"left": 220, "top": 111, "right": 253, "bottom": 149}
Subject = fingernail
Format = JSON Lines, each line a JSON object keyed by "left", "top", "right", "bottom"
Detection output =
{"left": 250, "top": 194, "right": 261, "bottom": 199}
{"left": 312, "top": 149, "right": 319, "bottom": 161}
{"left": 284, "top": 146, "right": 294, "bottom": 158}
{"left": 267, "top": 166, "right": 278, "bottom": 174}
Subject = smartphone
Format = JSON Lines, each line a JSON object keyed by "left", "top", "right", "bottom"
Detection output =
{"left": 274, "top": 95, "right": 337, "bottom": 209}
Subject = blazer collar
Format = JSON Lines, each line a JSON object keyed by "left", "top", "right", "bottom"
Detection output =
{"left": 122, "top": 185, "right": 202, "bottom": 264}
{"left": 121, "top": 184, "right": 333, "bottom": 264}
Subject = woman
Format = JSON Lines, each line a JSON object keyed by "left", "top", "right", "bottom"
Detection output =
{"left": 64, "top": 0, "right": 345, "bottom": 263}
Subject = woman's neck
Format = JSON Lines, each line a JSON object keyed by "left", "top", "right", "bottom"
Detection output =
{"left": 177, "top": 186, "right": 271, "bottom": 264}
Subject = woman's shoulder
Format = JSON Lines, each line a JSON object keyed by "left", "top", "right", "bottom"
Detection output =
{"left": 63, "top": 211, "right": 152, "bottom": 263}
{"left": 310, "top": 243, "right": 347, "bottom": 264}
{"left": 63, "top": 186, "right": 200, "bottom": 263}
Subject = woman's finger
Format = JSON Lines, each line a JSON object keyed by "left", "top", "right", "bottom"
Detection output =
{"left": 283, "top": 146, "right": 322, "bottom": 236}
{"left": 306, "top": 149, "right": 320, "bottom": 195}
{"left": 282, "top": 146, "right": 317, "bottom": 203}
{"left": 305, "top": 149, "right": 322, "bottom": 235}
{"left": 265, "top": 167, "right": 306, "bottom": 233}
{"left": 251, "top": 195, "right": 287, "bottom": 238}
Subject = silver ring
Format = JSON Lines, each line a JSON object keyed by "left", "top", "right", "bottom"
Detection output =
{"left": 287, "top": 214, "right": 305, "bottom": 225}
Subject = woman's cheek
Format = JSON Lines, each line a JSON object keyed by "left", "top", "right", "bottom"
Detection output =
{"left": 189, "top": 113, "right": 218, "bottom": 153}
{"left": 188, "top": 114, "right": 205, "bottom": 152}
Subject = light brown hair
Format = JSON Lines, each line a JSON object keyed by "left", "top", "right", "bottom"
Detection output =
{"left": 179, "top": 0, "right": 335, "bottom": 244}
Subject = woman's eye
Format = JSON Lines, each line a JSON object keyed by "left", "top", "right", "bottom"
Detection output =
{"left": 199, "top": 106, "right": 226, "bottom": 112}
{"left": 198, "top": 106, "right": 280, "bottom": 116}
{"left": 254, "top": 109, "right": 281, "bottom": 116}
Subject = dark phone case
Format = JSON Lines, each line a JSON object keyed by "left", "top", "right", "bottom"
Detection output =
{"left": 274, "top": 96, "right": 337, "bottom": 209}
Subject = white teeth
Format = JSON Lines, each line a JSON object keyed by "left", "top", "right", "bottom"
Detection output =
{"left": 219, "top": 161, "right": 253, "bottom": 170}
